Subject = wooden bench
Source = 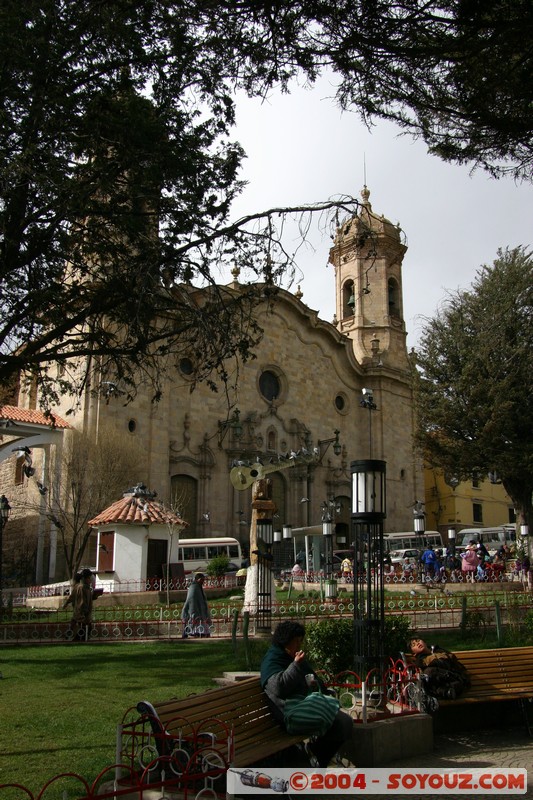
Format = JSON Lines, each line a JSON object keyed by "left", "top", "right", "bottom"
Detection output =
{"left": 120, "top": 676, "right": 308, "bottom": 787}
{"left": 406, "top": 646, "right": 533, "bottom": 734}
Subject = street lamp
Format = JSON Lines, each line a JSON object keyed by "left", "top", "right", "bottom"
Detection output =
{"left": 217, "top": 408, "right": 243, "bottom": 446}
{"left": 413, "top": 500, "right": 426, "bottom": 547}
{"left": 282, "top": 523, "right": 292, "bottom": 540}
{"left": 0, "top": 494, "right": 12, "bottom": 604}
{"left": 314, "top": 429, "right": 342, "bottom": 462}
{"left": 321, "top": 497, "right": 341, "bottom": 578}
{"left": 447, "top": 528, "right": 456, "bottom": 560}
{"left": 322, "top": 513, "right": 333, "bottom": 578}
{"left": 351, "top": 459, "right": 386, "bottom": 675}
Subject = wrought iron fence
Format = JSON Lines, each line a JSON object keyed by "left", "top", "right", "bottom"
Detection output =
{"left": 2, "top": 589, "right": 532, "bottom": 644}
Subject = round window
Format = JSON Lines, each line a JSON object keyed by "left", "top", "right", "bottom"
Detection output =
{"left": 334, "top": 392, "right": 349, "bottom": 414}
{"left": 179, "top": 357, "right": 194, "bottom": 376}
{"left": 259, "top": 370, "right": 281, "bottom": 402}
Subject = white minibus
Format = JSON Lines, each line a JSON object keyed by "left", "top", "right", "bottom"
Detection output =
{"left": 175, "top": 537, "right": 243, "bottom": 574}
{"left": 383, "top": 531, "right": 444, "bottom": 553}
{"left": 456, "top": 526, "right": 516, "bottom": 556}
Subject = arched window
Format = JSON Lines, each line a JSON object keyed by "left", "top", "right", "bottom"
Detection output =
{"left": 267, "top": 429, "right": 277, "bottom": 452}
{"left": 343, "top": 280, "right": 356, "bottom": 318}
{"left": 388, "top": 278, "right": 400, "bottom": 317}
{"left": 170, "top": 474, "right": 198, "bottom": 535}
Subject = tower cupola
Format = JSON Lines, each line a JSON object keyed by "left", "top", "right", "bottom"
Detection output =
{"left": 328, "top": 187, "right": 408, "bottom": 368}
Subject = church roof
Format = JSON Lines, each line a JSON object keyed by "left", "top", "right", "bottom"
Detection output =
{"left": 0, "top": 405, "right": 71, "bottom": 429}
{"left": 88, "top": 493, "right": 187, "bottom": 528}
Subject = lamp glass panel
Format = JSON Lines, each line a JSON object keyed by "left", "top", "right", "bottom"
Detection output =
{"left": 414, "top": 515, "right": 425, "bottom": 534}
{"left": 352, "top": 469, "right": 385, "bottom": 514}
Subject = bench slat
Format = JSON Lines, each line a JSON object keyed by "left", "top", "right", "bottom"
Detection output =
{"left": 436, "top": 646, "right": 533, "bottom": 710}
{"left": 135, "top": 676, "right": 306, "bottom": 767}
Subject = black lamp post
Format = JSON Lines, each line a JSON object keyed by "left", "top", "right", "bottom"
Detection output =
{"left": 351, "top": 460, "right": 386, "bottom": 676}
{"left": 322, "top": 514, "right": 333, "bottom": 578}
{"left": 447, "top": 528, "right": 456, "bottom": 561}
{"left": 0, "top": 495, "right": 12, "bottom": 605}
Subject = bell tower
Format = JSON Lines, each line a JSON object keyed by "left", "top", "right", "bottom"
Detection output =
{"left": 329, "top": 187, "right": 409, "bottom": 369}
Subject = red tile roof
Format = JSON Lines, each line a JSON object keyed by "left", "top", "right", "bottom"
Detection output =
{"left": 88, "top": 494, "right": 188, "bottom": 527}
{"left": 0, "top": 405, "right": 71, "bottom": 429}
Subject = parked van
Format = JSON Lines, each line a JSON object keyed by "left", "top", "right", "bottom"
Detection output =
{"left": 456, "top": 526, "right": 516, "bottom": 556}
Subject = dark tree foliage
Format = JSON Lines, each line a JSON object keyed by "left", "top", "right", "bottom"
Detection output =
{"left": 1, "top": 1, "right": 531, "bottom": 405}
{"left": 0, "top": 1, "right": 361, "bottom": 405}
{"left": 414, "top": 247, "right": 533, "bottom": 529}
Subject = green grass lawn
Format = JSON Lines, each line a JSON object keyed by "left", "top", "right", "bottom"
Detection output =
{"left": 0, "top": 639, "right": 248, "bottom": 793}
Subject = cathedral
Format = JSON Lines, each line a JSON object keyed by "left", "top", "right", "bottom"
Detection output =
{"left": 2, "top": 187, "right": 424, "bottom": 584}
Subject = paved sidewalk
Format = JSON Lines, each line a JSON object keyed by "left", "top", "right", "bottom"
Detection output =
{"left": 233, "top": 727, "right": 532, "bottom": 800}
{"left": 328, "top": 726, "right": 533, "bottom": 800}
{"left": 368, "top": 726, "right": 533, "bottom": 798}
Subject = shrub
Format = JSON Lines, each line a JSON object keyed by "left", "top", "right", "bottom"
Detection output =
{"left": 514, "top": 608, "right": 533, "bottom": 645}
{"left": 384, "top": 615, "right": 413, "bottom": 660}
{"left": 206, "top": 554, "right": 230, "bottom": 577}
{"left": 305, "top": 615, "right": 412, "bottom": 676}
{"left": 305, "top": 618, "right": 353, "bottom": 676}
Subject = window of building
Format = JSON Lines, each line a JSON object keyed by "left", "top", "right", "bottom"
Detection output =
{"left": 259, "top": 370, "right": 280, "bottom": 402}
{"left": 14, "top": 455, "right": 25, "bottom": 485}
{"left": 267, "top": 429, "right": 277, "bottom": 451}
{"left": 472, "top": 502, "right": 483, "bottom": 523}
{"left": 343, "top": 280, "right": 355, "bottom": 318}
{"left": 335, "top": 393, "right": 349, "bottom": 415}
{"left": 508, "top": 508, "right": 516, "bottom": 524}
{"left": 388, "top": 278, "right": 400, "bottom": 317}
{"left": 179, "top": 357, "right": 194, "bottom": 376}
{"left": 170, "top": 474, "right": 198, "bottom": 535}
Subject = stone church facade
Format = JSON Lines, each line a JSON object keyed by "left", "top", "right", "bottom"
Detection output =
{"left": 8, "top": 187, "right": 424, "bottom": 583}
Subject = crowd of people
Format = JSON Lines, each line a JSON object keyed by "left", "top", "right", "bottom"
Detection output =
{"left": 284, "top": 538, "right": 526, "bottom": 586}
{"left": 394, "top": 540, "right": 526, "bottom": 585}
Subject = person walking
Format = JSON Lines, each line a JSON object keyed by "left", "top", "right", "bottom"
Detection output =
{"left": 341, "top": 556, "right": 353, "bottom": 583}
{"left": 63, "top": 568, "right": 94, "bottom": 642}
{"left": 420, "top": 544, "right": 438, "bottom": 581}
{"left": 181, "top": 572, "right": 212, "bottom": 638}
{"left": 460, "top": 542, "right": 481, "bottom": 583}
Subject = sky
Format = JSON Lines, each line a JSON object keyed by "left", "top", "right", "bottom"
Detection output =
{"left": 229, "top": 76, "right": 532, "bottom": 350}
